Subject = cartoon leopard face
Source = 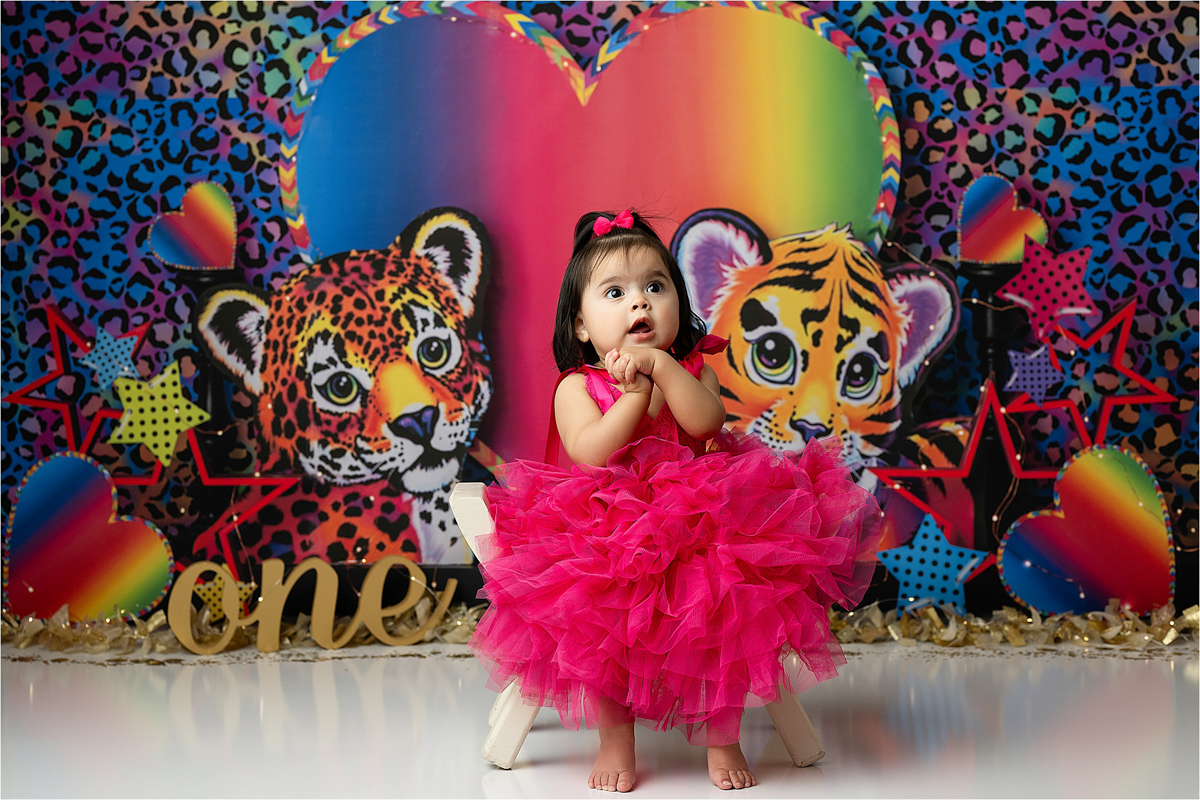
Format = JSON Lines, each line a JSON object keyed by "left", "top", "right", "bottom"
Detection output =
{"left": 195, "top": 207, "right": 492, "bottom": 562}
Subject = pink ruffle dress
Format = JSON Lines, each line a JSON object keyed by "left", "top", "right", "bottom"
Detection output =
{"left": 470, "top": 336, "right": 880, "bottom": 745}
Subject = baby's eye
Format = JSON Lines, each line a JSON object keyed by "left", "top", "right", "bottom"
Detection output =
{"left": 604, "top": 287, "right": 624, "bottom": 299}
{"left": 647, "top": 281, "right": 665, "bottom": 293}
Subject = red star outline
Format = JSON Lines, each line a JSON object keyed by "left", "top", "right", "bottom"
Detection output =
{"left": 2, "top": 305, "right": 160, "bottom": 485}
{"left": 1004, "top": 301, "right": 1175, "bottom": 447}
{"left": 3, "top": 305, "right": 299, "bottom": 580}
{"left": 870, "top": 380, "right": 1058, "bottom": 539}
{"left": 183, "top": 429, "right": 299, "bottom": 580}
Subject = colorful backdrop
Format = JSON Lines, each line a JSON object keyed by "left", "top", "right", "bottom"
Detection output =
{"left": 2, "top": 2, "right": 1195, "bottom": 615}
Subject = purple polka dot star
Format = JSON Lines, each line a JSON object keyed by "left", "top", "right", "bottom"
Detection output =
{"left": 1004, "top": 344, "right": 1062, "bottom": 406}
{"left": 998, "top": 237, "right": 1097, "bottom": 342}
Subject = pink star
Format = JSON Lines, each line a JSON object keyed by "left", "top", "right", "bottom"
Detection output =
{"left": 998, "top": 237, "right": 1097, "bottom": 342}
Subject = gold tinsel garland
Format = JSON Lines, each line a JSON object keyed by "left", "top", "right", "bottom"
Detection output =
{"left": 829, "top": 600, "right": 1200, "bottom": 650}
{"left": 0, "top": 599, "right": 490, "bottom": 656}
{"left": 2, "top": 600, "right": 1196, "bottom": 657}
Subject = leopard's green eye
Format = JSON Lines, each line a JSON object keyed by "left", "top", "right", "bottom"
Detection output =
{"left": 320, "top": 372, "right": 361, "bottom": 406}
{"left": 417, "top": 336, "right": 451, "bottom": 371}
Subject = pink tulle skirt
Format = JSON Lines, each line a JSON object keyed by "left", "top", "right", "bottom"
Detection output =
{"left": 469, "top": 432, "right": 880, "bottom": 745}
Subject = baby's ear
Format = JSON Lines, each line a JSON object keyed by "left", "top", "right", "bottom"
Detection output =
{"left": 671, "top": 209, "right": 771, "bottom": 321}
{"left": 193, "top": 285, "right": 271, "bottom": 396}
{"left": 395, "top": 207, "right": 491, "bottom": 321}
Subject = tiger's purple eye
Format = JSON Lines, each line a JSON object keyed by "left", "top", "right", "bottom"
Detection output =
{"left": 842, "top": 353, "right": 879, "bottom": 400}
{"left": 750, "top": 333, "right": 796, "bottom": 384}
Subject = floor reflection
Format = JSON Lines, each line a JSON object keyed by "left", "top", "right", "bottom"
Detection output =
{"left": 2, "top": 645, "right": 1196, "bottom": 798}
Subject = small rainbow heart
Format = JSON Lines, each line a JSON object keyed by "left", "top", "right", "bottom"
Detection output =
{"left": 958, "top": 175, "right": 1048, "bottom": 264}
{"left": 998, "top": 445, "right": 1174, "bottom": 615}
{"left": 149, "top": 182, "right": 236, "bottom": 270}
{"left": 3, "top": 453, "right": 174, "bottom": 621}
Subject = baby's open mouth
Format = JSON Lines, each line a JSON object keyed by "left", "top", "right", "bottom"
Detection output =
{"left": 629, "top": 321, "right": 652, "bottom": 334}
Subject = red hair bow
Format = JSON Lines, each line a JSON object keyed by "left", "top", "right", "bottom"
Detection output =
{"left": 592, "top": 209, "right": 634, "bottom": 237}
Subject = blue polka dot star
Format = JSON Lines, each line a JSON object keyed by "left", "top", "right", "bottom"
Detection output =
{"left": 876, "top": 515, "right": 989, "bottom": 615}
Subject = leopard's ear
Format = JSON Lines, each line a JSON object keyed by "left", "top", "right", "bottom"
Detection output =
{"left": 395, "top": 208, "right": 491, "bottom": 320}
{"left": 193, "top": 285, "right": 271, "bottom": 396}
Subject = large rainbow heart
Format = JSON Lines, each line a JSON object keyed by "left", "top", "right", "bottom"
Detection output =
{"left": 958, "top": 174, "right": 1048, "bottom": 264}
{"left": 3, "top": 453, "right": 174, "bottom": 621}
{"left": 284, "top": 2, "right": 898, "bottom": 463}
{"left": 998, "top": 445, "right": 1174, "bottom": 615}
{"left": 149, "top": 181, "right": 237, "bottom": 270}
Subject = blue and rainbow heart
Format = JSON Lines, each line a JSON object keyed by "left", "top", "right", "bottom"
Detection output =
{"left": 998, "top": 445, "right": 1174, "bottom": 614}
{"left": 958, "top": 174, "right": 1048, "bottom": 264}
{"left": 4, "top": 453, "right": 174, "bottom": 621}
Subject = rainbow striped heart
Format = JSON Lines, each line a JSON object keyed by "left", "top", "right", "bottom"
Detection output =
{"left": 149, "top": 182, "right": 236, "bottom": 270}
{"left": 958, "top": 174, "right": 1048, "bottom": 264}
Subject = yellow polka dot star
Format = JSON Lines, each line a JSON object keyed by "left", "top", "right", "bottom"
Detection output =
{"left": 193, "top": 568, "right": 256, "bottom": 622}
{"left": 108, "top": 361, "right": 211, "bottom": 467}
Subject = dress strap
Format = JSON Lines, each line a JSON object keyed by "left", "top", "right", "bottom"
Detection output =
{"left": 680, "top": 335, "right": 728, "bottom": 377}
{"left": 694, "top": 334, "right": 729, "bottom": 356}
{"left": 545, "top": 367, "right": 620, "bottom": 465}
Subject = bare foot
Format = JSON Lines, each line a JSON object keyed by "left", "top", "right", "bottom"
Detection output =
{"left": 589, "top": 723, "right": 636, "bottom": 792}
{"left": 708, "top": 742, "right": 757, "bottom": 790}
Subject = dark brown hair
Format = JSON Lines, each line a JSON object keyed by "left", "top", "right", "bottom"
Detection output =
{"left": 552, "top": 210, "right": 707, "bottom": 372}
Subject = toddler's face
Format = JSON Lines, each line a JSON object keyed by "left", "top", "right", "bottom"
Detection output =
{"left": 575, "top": 246, "right": 680, "bottom": 360}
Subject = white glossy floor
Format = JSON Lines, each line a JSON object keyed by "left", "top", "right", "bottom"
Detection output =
{"left": 3, "top": 640, "right": 1197, "bottom": 798}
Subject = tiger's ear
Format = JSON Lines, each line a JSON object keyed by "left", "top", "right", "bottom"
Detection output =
{"left": 193, "top": 285, "right": 271, "bottom": 396}
{"left": 396, "top": 207, "right": 491, "bottom": 320}
{"left": 671, "top": 209, "right": 772, "bottom": 321}
{"left": 889, "top": 266, "right": 960, "bottom": 387}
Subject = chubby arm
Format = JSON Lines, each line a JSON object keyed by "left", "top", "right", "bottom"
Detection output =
{"left": 609, "top": 348, "right": 725, "bottom": 441}
{"left": 554, "top": 372, "right": 651, "bottom": 467}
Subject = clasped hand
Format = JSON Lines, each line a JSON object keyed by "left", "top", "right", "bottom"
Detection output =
{"left": 604, "top": 347, "right": 657, "bottom": 394}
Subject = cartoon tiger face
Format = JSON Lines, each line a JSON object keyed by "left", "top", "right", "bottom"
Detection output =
{"left": 672, "top": 209, "right": 958, "bottom": 481}
{"left": 194, "top": 208, "right": 492, "bottom": 562}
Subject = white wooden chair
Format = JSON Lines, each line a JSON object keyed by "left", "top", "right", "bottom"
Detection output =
{"left": 450, "top": 482, "right": 826, "bottom": 770}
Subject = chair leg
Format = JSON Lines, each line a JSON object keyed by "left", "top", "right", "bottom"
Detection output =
{"left": 764, "top": 688, "right": 825, "bottom": 767}
{"left": 450, "top": 483, "right": 540, "bottom": 768}
{"left": 449, "top": 482, "right": 493, "bottom": 558}
{"left": 488, "top": 680, "right": 518, "bottom": 728}
{"left": 482, "top": 682, "right": 540, "bottom": 769}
